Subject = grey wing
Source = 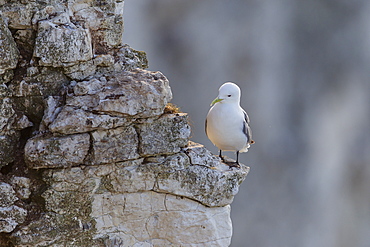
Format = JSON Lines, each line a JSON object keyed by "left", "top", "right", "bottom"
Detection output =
{"left": 242, "top": 109, "right": 254, "bottom": 144}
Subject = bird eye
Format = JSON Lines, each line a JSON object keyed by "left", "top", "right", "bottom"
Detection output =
{"left": 227, "top": 95, "right": 231, "bottom": 97}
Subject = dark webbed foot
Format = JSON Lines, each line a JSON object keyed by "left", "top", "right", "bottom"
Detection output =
{"left": 225, "top": 161, "right": 240, "bottom": 169}
{"left": 218, "top": 150, "right": 241, "bottom": 169}
{"left": 219, "top": 155, "right": 226, "bottom": 163}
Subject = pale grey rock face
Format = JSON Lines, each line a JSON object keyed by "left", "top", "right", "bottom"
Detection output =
{"left": 21, "top": 150, "right": 244, "bottom": 246}
{"left": 0, "top": 205, "right": 27, "bottom": 233}
{"left": 34, "top": 20, "right": 93, "bottom": 67}
{"left": 49, "top": 106, "right": 131, "bottom": 135}
{"left": 0, "top": 182, "right": 17, "bottom": 207}
{"left": 55, "top": 69, "right": 172, "bottom": 119}
{"left": 25, "top": 133, "right": 90, "bottom": 169}
{"left": 14, "top": 115, "right": 33, "bottom": 130}
{"left": 0, "top": 182, "right": 28, "bottom": 233}
{"left": 71, "top": 0, "right": 124, "bottom": 52}
{"left": 10, "top": 177, "right": 31, "bottom": 200}
{"left": 137, "top": 113, "right": 191, "bottom": 156}
{"left": 40, "top": 149, "right": 247, "bottom": 209}
{"left": 0, "top": 15, "right": 19, "bottom": 75}
{"left": 91, "top": 126, "right": 139, "bottom": 164}
{"left": 63, "top": 60, "right": 97, "bottom": 80}
{"left": 0, "top": 2, "right": 35, "bottom": 29}
{"left": 0, "top": 97, "right": 32, "bottom": 168}
{"left": 0, "top": 98, "right": 15, "bottom": 131}
{"left": 92, "top": 192, "right": 232, "bottom": 247}
{"left": 148, "top": 151, "right": 249, "bottom": 207}
{"left": 39, "top": 96, "right": 63, "bottom": 131}
{"left": 92, "top": 70, "right": 172, "bottom": 118}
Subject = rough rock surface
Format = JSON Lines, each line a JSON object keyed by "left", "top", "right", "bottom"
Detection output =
{"left": 34, "top": 20, "right": 93, "bottom": 67}
{"left": 0, "top": 0, "right": 249, "bottom": 246}
{"left": 25, "top": 133, "right": 91, "bottom": 169}
{"left": 0, "top": 182, "right": 28, "bottom": 233}
{"left": 0, "top": 15, "right": 19, "bottom": 75}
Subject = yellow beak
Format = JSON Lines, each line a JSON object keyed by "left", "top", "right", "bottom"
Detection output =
{"left": 210, "top": 97, "right": 223, "bottom": 106}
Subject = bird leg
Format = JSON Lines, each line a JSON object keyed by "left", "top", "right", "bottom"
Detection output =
{"left": 219, "top": 150, "right": 241, "bottom": 168}
{"left": 227, "top": 151, "right": 240, "bottom": 168}
{"left": 219, "top": 150, "right": 225, "bottom": 162}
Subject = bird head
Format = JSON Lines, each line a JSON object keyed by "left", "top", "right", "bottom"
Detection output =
{"left": 210, "top": 82, "right": 241, "bottom": 106}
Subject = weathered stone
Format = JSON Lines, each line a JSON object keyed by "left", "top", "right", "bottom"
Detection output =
{"left": 34, "top": 20, "right": 93, "bottom": 67}
{"left": 94, "top": 45, "right": 149, "bottom": 75}
{"left": 147, "top": 152, "right": 249, "bottom": 207}
{"left": 39, "top": 96, "right": 63, "bottom": 131}
{"left": 36, "top": 161, "right": 234, "bottom": 246}
{"left": 14, "top": 29, "right": 36, "bottom": 54}
{"left": 117, "top": 44, "right": 149, "bottom": 71}
{"left": 0, "top": 182, "right": 28, "bottom": 233}
{"left": 73, "top": 78, "right": 103, "bottom": 96}
{"left": 92, "top": 192, "right": 232, "bottom": 247}
{"left": 66, "top": 94, "right": 100, "bottom": 110}
{"left": 137, "top": 113, "right": 191, "bottom": 156}
{"left": 91, "top": 126, "right": 139, "bottom": 164}
{"left": 12, "top": 213, "right": 65, "bottom": 246}
{"left": 31, "top": 5, "right": 68, "bottom": 26}
{"left": 0, "top": 70, "right": 14, "bottom": 84}
{"left": 93, "top": 54, "right": 114, "bottom": 67}
{"left": 13, "top": 114, "right": 33, "bottom": 130}
{"left": 25, "top": 133, "right": 90, "bottom": 169}
{"left": 0, "top": 205, "right": 27, "bottom": 233}
{"left": 12, "top": 96, "right": 45, "bottom": 126}
{"left": 92, "top": 15, "right": 123, "bottom": 49}
{"left": 0, "top": 14, "right": 20, "bottom": 74}
{"left": 73, "top": 7, "right": 105, "bottom": 31}
{"left": 10, "top": 177, "right": 31, "bottom": 200}
{"left": 0, "top": 133, "right": 19, "bottom": 168}
{"left": 45, "top": 148, "right": 248, "bottom": 207}
{"left": 8, "top": 68, "right": 68, "bottom": 121}
{"left": 1, "top": 2, "right": 37, "bottom": 29}
{"left": 0, "top": 182, "right": 17, "bottom": 207}
{"left": 12, "top": 212, "right": 103, "bottom": 247}
{"left": 184, "top": 141, "right": 227, "bottom": 169}
{"left": 9, "top": 80, "right": 42, "bottom": 97}
{"left": 93, "top": 69, "right": 172, "bottom": 118}
{"left": 49, "top": 106, "right": 131, "bottom": 135}
{"left": 0, "top": 98, "right": 15, "bottom": 131}
{"left": 0, "top": 84, "right": 10, "bottom": 97}
{"left": 16, "top": 137, "right": 248, "bottom": 245}
{"left": 63, "top": 60, "right": 96, "bottom": 80}
{"left": 72, "top": 1, "right": 124, "bottom": 53}
{"left": 33, "top": 67, "right": 70, "bottom": 96}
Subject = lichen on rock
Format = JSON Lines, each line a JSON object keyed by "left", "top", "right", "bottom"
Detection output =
{"left": 0, "top": 14, "right": 19, "bottom": 75}
{"left": 0, "top": 182, "right": 28, "bottom": 233}
{"left": 34, "top": 20, "right": 93, "bottom": 67}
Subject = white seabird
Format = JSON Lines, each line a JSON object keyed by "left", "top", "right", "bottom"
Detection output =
{"left": 205, "top": 82, "right": 254, "bottom": 167}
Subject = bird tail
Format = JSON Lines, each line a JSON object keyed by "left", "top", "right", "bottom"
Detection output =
{"left": 240, "top": 144, "right": 250, "bottom": 153}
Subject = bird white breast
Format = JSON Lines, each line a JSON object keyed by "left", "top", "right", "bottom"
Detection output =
{"left": 206, "top": 103, "right": 248, "bottom": 152}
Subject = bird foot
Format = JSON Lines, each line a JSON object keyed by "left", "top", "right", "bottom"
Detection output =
{"left": 219, "top": 155, "right": 241, "bottom": 169}
{"left": 224, "top": 161, "right": 240, "bottom": 169}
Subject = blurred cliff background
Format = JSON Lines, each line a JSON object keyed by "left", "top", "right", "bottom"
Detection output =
{"left": 122, "top": 1, "right": 370, "bottom": 246}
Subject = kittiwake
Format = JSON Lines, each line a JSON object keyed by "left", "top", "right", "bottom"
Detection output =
{"left": 205, "top": 82, "right": 254, "bottom": 167}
